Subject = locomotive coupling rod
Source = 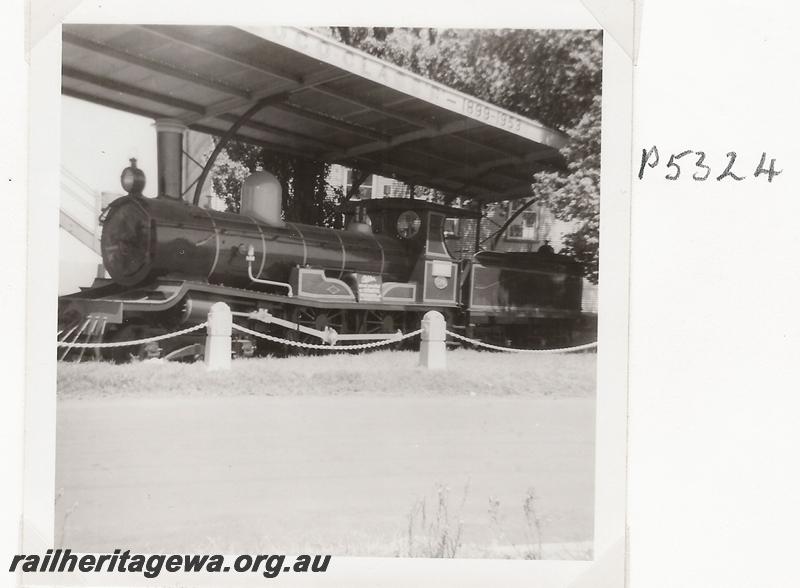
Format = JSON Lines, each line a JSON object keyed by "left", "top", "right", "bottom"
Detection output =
{"left": 245, "top": 309, "right": 336, "bottom": 344}
{"left": 333, "top": 330, "right": 404, "bottom": 342}
{"left": 241, "top": 309, "right": 404, "bottom": 345}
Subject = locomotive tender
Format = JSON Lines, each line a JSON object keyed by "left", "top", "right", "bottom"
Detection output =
{"left": 58, "top": 161, "right": 591, "bottom": 359}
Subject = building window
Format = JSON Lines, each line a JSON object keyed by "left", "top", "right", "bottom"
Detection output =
{"left": 505, "top": 200, "right": 539, "bottom": 241}
{"left": 443, "top": 218, "right": 461, "bottom": 238}
{"left": 345, "top": 169, "right": 374, "bottom": 200}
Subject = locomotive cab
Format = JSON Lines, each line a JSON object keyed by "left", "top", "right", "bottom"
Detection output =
{"left": 344, "top": 200, "right": 481, "bottom": 306}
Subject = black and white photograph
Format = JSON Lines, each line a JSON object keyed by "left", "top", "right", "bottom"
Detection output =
{"left": 55, "top": 23, "right": 603, "bottom": 559}
{"left": 15, "top": 1, "right": 634, "bottom": 585}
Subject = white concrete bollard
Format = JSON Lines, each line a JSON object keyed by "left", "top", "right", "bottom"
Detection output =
{"left": 205, "top": 302, "right": 232, "bottom": 371}
{"left": 419, "top": 310, "right": 447, "bottom": 370}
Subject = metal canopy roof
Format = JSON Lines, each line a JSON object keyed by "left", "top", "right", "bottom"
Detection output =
{"left": 62, "top": 24, "right": 568, "bottom": 202}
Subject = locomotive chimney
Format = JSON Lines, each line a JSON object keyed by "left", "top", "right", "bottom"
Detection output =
{"left": 154, "top": 119, "right": 187, "bottom": 199}
{"left": 240, "top": 171, "right": 283, "bottom": 225}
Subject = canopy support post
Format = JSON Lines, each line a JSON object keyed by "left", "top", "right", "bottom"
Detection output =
{"left": 474, "top": 203, "right": 484, "bottom": 253}
{"left": 341, "top": 168, "right": 372, "bottom": 204}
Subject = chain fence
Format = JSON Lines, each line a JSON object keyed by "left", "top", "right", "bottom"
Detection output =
{"left": 55, "top": 319, "right": 597, "bottom": 355}
{"left": 445, "top": 330, "right": 598, "bottom": 354}
{"left": 231, "top": 323, "right": 423, "bottom": 351}
{"left": 56, "top": 322, "right": 208, "bottom": 348}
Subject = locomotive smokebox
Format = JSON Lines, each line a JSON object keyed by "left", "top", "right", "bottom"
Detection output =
{"left": 100, "top": 196, "right": 154, "bottom": 286}
{"left": 240, "top": 171, "right": 283, "bottom": 225}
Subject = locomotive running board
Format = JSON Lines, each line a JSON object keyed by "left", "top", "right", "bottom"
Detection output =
{"left": 61, "top": 279, "right": 458, "bottom": 315}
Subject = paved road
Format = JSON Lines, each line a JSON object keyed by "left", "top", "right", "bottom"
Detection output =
{"left": 56, "top": 395, "right": 595, "bottom": 557}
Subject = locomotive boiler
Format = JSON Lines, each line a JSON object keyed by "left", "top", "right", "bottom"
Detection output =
{"left": 101, "top": 171, "right": 413, "bottom": 289}
{"left": 58, "top": 161, "right": 593, "bottom": 360}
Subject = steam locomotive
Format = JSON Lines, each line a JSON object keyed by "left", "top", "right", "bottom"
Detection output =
{"left": 58, "top": 161, "right": 594, "bottom": 360}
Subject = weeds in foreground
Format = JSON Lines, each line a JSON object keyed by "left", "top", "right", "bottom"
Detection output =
{"left": 522, "top": 488, "right": 544, "bottom": 559}
{"left": 489, "top": 487, "right": 544, "bottom": 559}
{"left": 404, "top": 482, "right": 469, "bottom": 558}
{"left": 55, "top": 487, "right": 79, "bottom": 547}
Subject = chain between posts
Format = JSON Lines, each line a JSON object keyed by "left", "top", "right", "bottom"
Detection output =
{"left": 56, "top": 322, "right": 208, "bottom": 348}
{"left": 54, "top": 321, "right": 597, "bottom": 353}
{"left": 232, "top": 323, "right": 422, "bottom": 351}
{"left": 445, "top": 330, "right": 598, "bottom": 354}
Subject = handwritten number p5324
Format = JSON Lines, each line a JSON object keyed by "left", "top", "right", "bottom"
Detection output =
{"left": 637, "top": 146, "right": 781, "bottom": 183}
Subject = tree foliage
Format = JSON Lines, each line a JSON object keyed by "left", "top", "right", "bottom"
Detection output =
{"left": 533, "top": 94, "right": 601, "bottom": 282}
{"left": 327, "top": 28, "right": 601, "bottom": 132}
{"left": 210, "top": 142, "right": 343, "bottom": 228}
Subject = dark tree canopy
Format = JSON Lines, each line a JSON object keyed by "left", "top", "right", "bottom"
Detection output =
{"left": 211, "top": 27, "right": 602, "bottom": 281}
{"left": 210, "top": 143, "right": 344, "bottom": 228}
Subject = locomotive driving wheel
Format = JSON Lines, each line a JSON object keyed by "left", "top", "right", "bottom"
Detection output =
{"left": 357, "top": 309, "right": 401, "bottom": 335}
{"left": 349, "top": 309, "right": 408, "bottom": 353}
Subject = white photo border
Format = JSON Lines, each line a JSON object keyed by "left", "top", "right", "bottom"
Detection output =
{"left": 24, "top": 1, "right": 632, "bottom": 586}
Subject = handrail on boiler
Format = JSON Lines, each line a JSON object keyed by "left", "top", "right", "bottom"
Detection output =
{"left": 246, "top": 245, "right": 293, "bottom": 297}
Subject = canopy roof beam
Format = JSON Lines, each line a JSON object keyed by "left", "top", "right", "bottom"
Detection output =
{"left": 309, "top": 84, "right": 439, "bottom": 130}
{"left": 193, "top": 126, "right": 318, "bottom": 160}
{"left": 436, "top": 149, "right": 559, "bottom": 182}
{"left": 183, "top": 70, "right": 353, "bottom": 126}
{"left": 140, "top": 25, "right": 302, "bottom": 84}
{"left": 62, "top": 31, "right": 252, "bottom": 100}
{"left": 270, "top": 102, "right": 389, "bottom": 142}
{"left": 392, "top": 142, "right": 534, "bottom": 185}
{"left": 309, "top": 85, "right": 534, "bottom": 161}
{"left": 217, "top": 112, "right": 344, "bottom": 152}
{"left": 138, "top": 26, "right": 438, "bottom": 130}
{"left": 63, "top": 69, "right": 340, "bottom": 152}
{"left": 322, "top": 118, "right": 482, "bottom": 160}
{"left": 338, "top": 133, "right": 536, "bottom": 187}
{"left": 62, "top": 66, "right": 207, "bottom": 114}
{"left": 341, "top": 154, "right": 503, "bottom": 198}
{"left": 491, "top": 182, "right": 538, "bottom": 200}
{"left": 63, "top": 87, "right": 171, "bottom": 121}
{"left": 62, "top": 84, "right": 340, "bottom": 168}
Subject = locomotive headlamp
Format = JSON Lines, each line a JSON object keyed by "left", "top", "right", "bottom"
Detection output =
{"left": 396, "top": 210, "right": 421, "bottom": 239}
{"left": 120, "top": 158, "right": 146, "bottom": 196}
